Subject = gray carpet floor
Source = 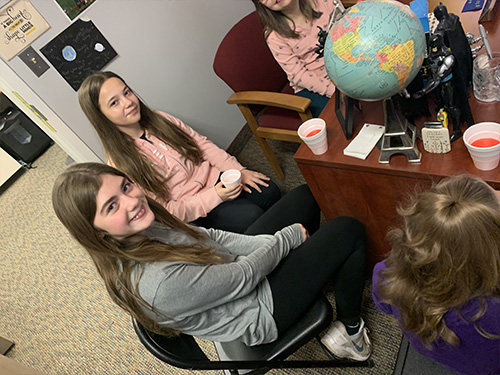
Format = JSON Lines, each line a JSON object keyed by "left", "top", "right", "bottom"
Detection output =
{"left": 0, "top": 133, "right": 403, "bottom": 374}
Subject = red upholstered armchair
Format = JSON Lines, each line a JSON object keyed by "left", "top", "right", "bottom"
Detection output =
{"left": 213, "top": 11, "right": 312, "bottom": 180}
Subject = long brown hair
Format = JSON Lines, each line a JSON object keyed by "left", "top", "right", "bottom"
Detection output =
{"left": 378, "top": 175, "right": 500, "bottom": 347}
{"left": 52, "top": 163, "right": 222, "bottom": 336}
{"left": 252, "top": 0, "right": 322, "bottom": 39}
{"left": 78, "top": 71, "right": 203, "bottom": 204}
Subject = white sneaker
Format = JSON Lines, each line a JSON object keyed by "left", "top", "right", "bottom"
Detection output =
{"left": 320, "top": 318, "right": 372, "bottom": 361}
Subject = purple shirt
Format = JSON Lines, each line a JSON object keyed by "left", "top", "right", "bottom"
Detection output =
{"left": 372, "top": 260, "right": 500, "bottom": 375}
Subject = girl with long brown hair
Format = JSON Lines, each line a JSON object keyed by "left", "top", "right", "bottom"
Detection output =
{"left": 78, "top": 71, "right": 280, "bottom": 234}
{"left": 252, "top": 0, "right": 339, "bottom": 116}
{"left": 373, "top": 175, "right": 500, "bottom": 374}
{"left": 52, "top": 162, "right": 372, "bottom": 359}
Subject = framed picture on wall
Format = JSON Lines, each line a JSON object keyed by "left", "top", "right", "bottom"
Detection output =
{"left": 41, "top": 19, "right": 117, "bottom": 91}
{"left": 54, "top": 0, "right": 99, "bottom": 21}
{"left": 0, "top": 0, "right": 50, "bottom": 60}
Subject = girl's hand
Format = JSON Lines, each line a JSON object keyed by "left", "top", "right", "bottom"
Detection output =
{"left": 240, "top": 169, "right": 270, "bottom": 193}
{"left": 298, "top": 223, "right": 309, "bottom": 243}
{"left": 215, "top": 181, "right": 242, "bottom": 201}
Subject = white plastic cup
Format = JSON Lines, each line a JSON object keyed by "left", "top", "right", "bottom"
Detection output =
{"left": 463, "top": 122, "right": 500, "bottom": 171}
{"left": 221, "top": 169, "right": 241, "bottom": 187}
{"left": 298, "top": 118, "right": 328, "bottom": 155}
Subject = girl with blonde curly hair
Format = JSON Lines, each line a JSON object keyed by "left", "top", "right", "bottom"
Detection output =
{"left": 373, "top": 175, "right": 500, "bottom": 374}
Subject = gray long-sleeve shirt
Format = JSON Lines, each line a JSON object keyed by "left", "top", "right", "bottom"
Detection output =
{"left": 136, "top": 222, "right": 303, "bottom": 346}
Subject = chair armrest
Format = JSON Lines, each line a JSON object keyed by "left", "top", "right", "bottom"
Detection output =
{"left": 227, "top": 91, "right": 311, "bottom": 113}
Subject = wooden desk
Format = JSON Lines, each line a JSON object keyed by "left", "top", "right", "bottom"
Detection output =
{"left": 294, "top": 0, "right": 500, "bottom": 269}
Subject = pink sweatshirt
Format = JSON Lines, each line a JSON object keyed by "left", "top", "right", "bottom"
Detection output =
{"left": 111, "top": 111, "right": 243, "bottom": 222}
{"left": 266, "top": 0, "right": 336, "bottom": 97}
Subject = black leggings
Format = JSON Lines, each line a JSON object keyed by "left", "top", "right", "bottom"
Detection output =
{"left": 193, "top": 180, "right": 281, "bottom": 234}
{"left": 243, "top": 185, "right": 366, "bottom": 334}
{"left": 244, "top": 184, "right": 320, "bottom": 236}
{"left": 268, "top": 217, "right": 366, "bottom": 334}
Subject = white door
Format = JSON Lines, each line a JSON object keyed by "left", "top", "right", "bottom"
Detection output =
{"left": 0, "top": 59, "right": 100, "bottom": 163}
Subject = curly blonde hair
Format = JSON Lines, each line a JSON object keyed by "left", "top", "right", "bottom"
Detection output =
{"left": 378, "top": 175, "right": 500, "bottom": 347}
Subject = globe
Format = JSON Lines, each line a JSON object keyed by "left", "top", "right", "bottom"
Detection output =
{"left": 324, "top": 0, "right": 426, "bottom": 101}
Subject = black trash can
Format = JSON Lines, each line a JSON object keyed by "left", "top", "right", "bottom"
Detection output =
{"left": 0, "top": 107, "right": 53, "bottom": 166}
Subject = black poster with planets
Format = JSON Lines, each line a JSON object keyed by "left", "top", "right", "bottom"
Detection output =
{"left": 40, "top": 19, "right": 117, "bottom": 91}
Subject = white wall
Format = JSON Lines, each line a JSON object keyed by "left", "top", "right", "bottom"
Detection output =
{"left": 0, "top": 0, "right": 254, "bottom": 161}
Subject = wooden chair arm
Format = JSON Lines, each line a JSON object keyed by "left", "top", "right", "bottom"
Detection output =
{"left": 227, "top": 91, "right": 311, "bottom": 113}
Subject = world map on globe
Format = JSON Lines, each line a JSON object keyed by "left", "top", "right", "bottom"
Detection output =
{"left": 324, "top": 0, "right": 426, "bottom": 101}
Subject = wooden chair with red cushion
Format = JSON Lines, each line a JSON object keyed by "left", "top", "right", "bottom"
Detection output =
{"left": 213, "top": 11, "right": 312, "bottom": 180}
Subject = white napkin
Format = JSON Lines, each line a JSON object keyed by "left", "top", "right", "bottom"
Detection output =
{"left": 343, "top": 123, "right": 385, "bottom": 160}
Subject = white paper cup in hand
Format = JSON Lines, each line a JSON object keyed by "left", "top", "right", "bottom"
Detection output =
{"left": 463, "top": 122, "right": 500, "bottom": 171}
{"left": 298, "top": 118, "right": 328, "bottom": 155}
{"left": 221, "top": 169, "right": 241, "bottom": 187}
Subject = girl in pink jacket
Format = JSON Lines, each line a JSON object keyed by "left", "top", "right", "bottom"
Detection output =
{"left": 78, "top": 71, "right": 280, "bottom": 233}
{"left": 253, "top": 0, "right": 337, "bottom": 117}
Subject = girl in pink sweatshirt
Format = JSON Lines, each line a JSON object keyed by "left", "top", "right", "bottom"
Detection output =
{"left": 253, "top": 0, "right": 337, "bottom": 117}
{"left": 78, "top": 71, "right": 280, "bottom": 233}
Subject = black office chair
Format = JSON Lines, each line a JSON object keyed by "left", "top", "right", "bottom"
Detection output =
{"left": 133, "top": 295, "right": 374, "bottom": 374}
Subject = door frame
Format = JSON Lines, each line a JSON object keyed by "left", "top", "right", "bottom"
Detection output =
{"left": 0, "top": 59, "right": 100, "bottom": 163}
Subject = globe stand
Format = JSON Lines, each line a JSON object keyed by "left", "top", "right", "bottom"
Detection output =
{"left": 378, "top": 98, "right": 421, "bottom": 164}
{"left": 335, "top": 91, "right": 355, "bottom": 139}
